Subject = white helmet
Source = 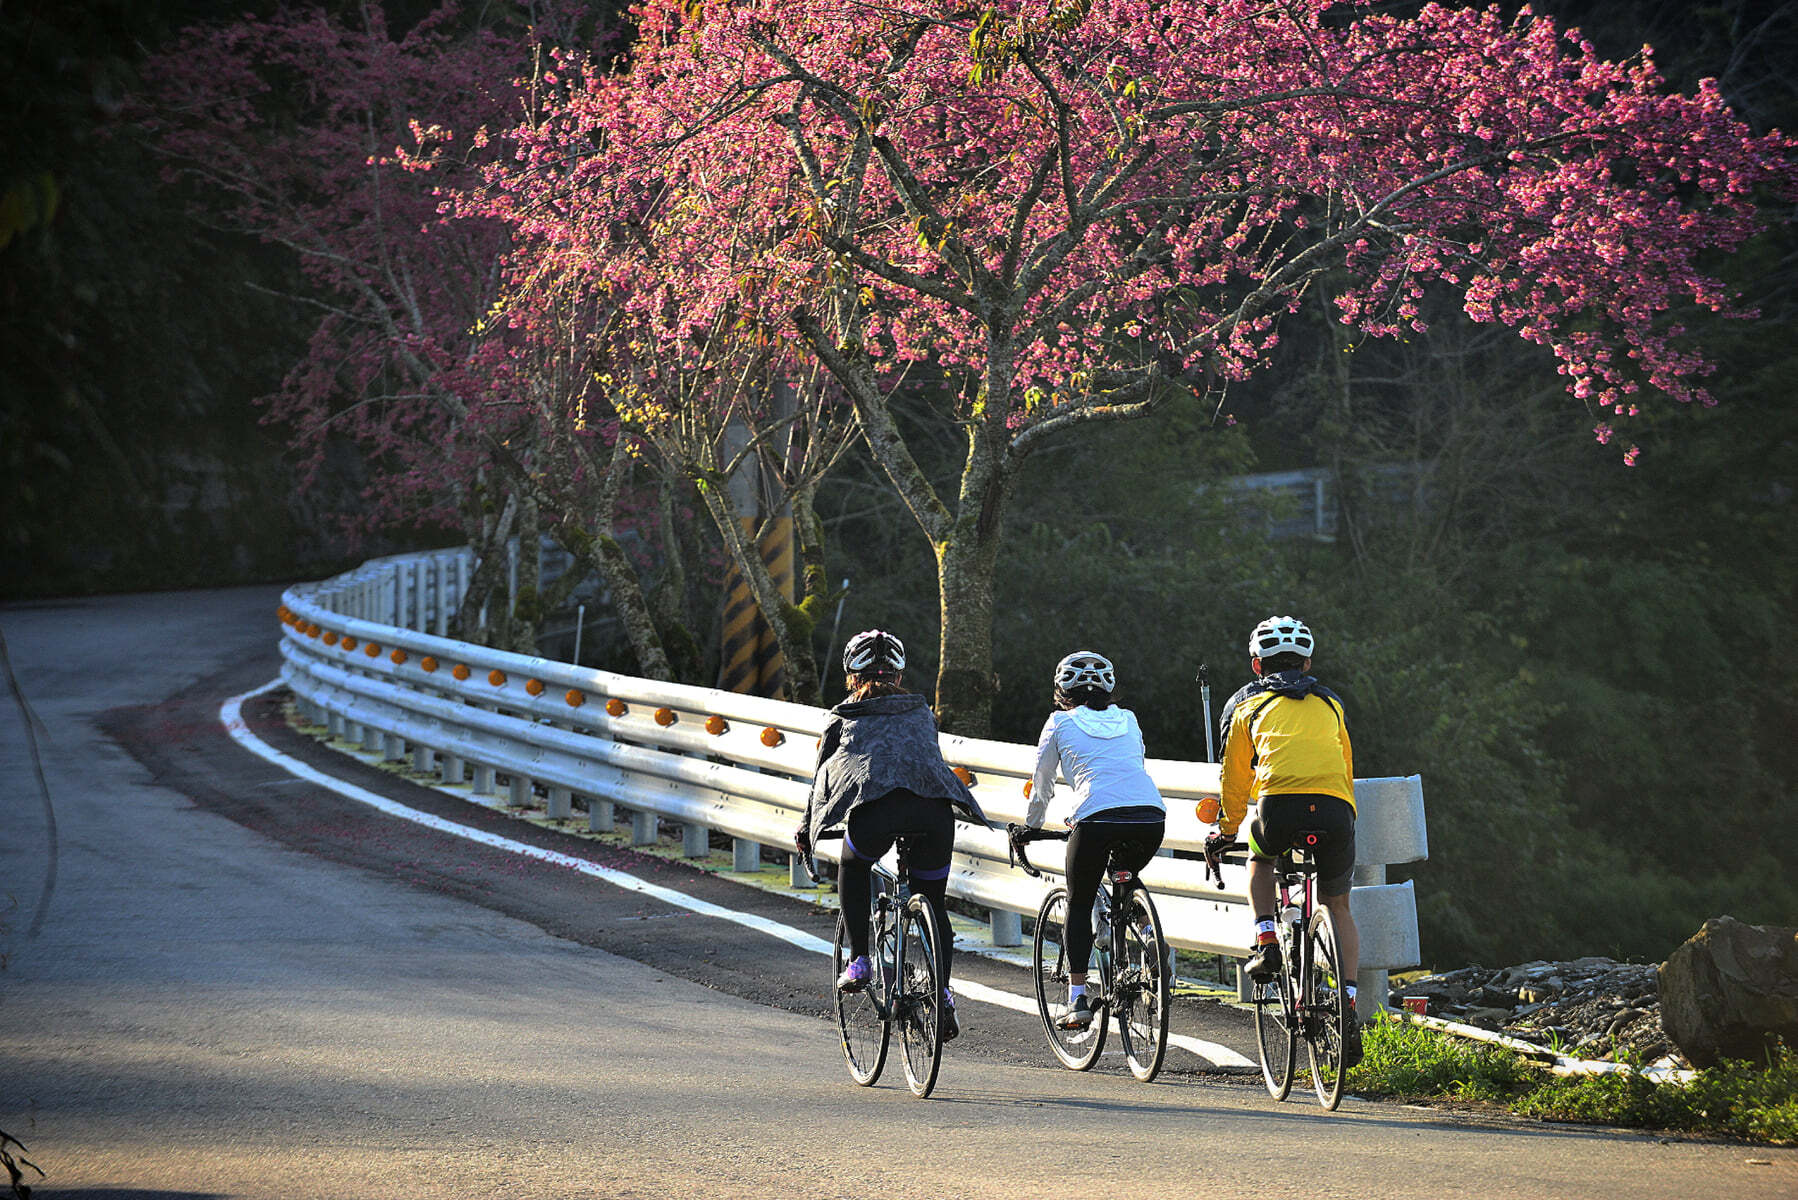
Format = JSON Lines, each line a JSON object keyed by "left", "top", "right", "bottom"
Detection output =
{"left": 1249, "top": 615, "right": 1314, "bottom": 660}
{"left": 1054, "top": 650, "right": 1115, "bottom": 693}
{"left": 843, "top": 629, "right": 905, "bottom": 674}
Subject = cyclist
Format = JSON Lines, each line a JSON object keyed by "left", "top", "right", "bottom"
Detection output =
{"left": 795, "top": 630, "right": 990, "bottom": 1040}
{"left": 1025, "top": 650, "right": 1166, "bottom": 1032}
{"left": 1206, "top": 615, "right": 1363, "bottom": 1066}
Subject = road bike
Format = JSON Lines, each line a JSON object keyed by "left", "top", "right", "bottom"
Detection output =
{"left": 1205, "top": 831, "right": 1350, "bottom": 1109}
{"left": 1007, "top": 823, "right": 1171, "bottom": 1082}
{"left": 802, "top": 832, "right": 947, "bottom": 1098}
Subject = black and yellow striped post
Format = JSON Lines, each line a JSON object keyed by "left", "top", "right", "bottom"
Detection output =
{"left": 718, "top": 513, "right": 795, "bottom": 697}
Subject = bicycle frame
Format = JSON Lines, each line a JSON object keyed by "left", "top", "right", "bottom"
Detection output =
{"left": 1205, "top": 833, "right": 1348, "bottom": 1109}
{"left": 810, "top": 833, "right": 947, "bottom": 1098}
{"left": 1009, "top": 823, "right": 1171, "bottom": 1082}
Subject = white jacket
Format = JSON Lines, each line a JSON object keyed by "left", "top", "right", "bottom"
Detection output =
{"left": 1028, "top": 705, "right": 1165, "bottom": 827}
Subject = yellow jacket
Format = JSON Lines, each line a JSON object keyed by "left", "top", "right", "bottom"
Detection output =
{"left": 1217, "top": 672, "right": 1354, "bottom": 836}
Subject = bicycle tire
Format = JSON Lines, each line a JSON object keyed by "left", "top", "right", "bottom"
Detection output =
{"left": 1306, "top": 906, "right": 1348, "bottom": 1110}
{"left": 897, "top": 896, "right": 944, "bottom": 1098}
{"left": 1253, "top": 935, "right": 1298, "bottom": 1100}
{"left": 833, "top": 914, "right": 889, "bottom": 1086}
{"left": 1031, "top": 888, "right": 1108, "bottom": 1070}
{"left": 1115, "top": 885, "right": 1170, "bottom": 1082}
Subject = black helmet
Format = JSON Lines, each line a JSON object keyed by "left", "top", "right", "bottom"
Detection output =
{"left": 842, "top": 629, "right": 906, "bottom": 675}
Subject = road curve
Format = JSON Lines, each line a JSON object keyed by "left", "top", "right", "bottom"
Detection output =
{"left": 1, "top": 586, "right": 1792, "bottom": 1200}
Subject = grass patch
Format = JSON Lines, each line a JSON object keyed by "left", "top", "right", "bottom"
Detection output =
{"left": 1351, "top": 1019, "right": 1797, "bottom": 1144}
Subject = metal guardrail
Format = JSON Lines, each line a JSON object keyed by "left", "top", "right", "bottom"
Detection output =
{"left": 278, "top": 551, "right": 1428, "bottom": 1004}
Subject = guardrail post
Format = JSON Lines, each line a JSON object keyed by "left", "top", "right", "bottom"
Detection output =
{"left": 362, "top": 723, "right": 383, "bottom": 753}
{"left": 507, "top": 774, "right": 532, "bottom": 808}
{"left": 442, "top": 753, "right": 464, "bottom": 785}
{"left": 412, "top": 743, "right": 434, "bottom": 774}
{"left": 630, "top": 809, "right": 657, "bottom": 845}
{"left": 472, "top": 764, "right": 494, "bottom": 795}
{"left": 790, "top": 854, "right": 815, "bottom": 888}
{"left": 547, "top": 786, "right": 572, "bottom": 820}
{"left": 732, "top": 838, "right": 761, "bottom": 872}
{"left": 589, "top": 798, "right": 614, "bottom": 833}
{"left": 384, "top": 732, "right": 407, "bottom": 762}
{"left": 989, "top": 910, "right": 1022, "bottom": 948}
{"left": 1353, "top": 864, "right": 1390, "bottom": 1015}
{"left": 683, "top": 822, "right": 709, "bottom": 857}
{"left": 328, "top": 712, "right": 345, "bottom": 739}
{"left": 1237, "top": 964, "right": 1254, "bottom": 1003}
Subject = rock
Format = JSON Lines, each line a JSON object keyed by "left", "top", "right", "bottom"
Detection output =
{"left": 1460, "top": 1006, "right": 1513, "bottom": 1029}
{"left": 1659, "top": 916, "right": 1798, "bottom": 1069}
{"left": 1606, "top": 1008, "right": 1647, "bottom": 1037}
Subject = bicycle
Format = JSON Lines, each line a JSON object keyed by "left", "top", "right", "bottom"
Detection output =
{"left": 800, "top": 831, "right": 947, "bottom": 1098}
{"left": 1204, "top": 830, "right": 1350, "bottom": 1109}
{"left": 1006, "top": 822, "right": 1171, "bottom": 1082}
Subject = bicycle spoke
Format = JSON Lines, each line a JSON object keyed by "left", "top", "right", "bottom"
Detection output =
{"left": 1306, "top": 907, "right": 1348, "bottom": 1110}
{"left": 898, "top": 899, "right": 943, "bottom": 1098}
{"left": 833, "top": 916, "right": 888, "bottom": 1087}
{"left": 1032, "top": 889, "right": 1107, "bottom": 1070}
{"left": 1115, "top": 888, "right": 1170, "bottom": 1083}
{"left": 1255, "top": 920, "right": 1299, "bottom": 1101}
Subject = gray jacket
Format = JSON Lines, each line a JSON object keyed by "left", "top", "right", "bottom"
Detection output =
{"left": 804, "top": 693, "right": 990, "bottom": 845}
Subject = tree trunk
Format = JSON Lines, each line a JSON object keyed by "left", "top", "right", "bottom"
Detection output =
{"left": 452, "top": 488, "right": 517, "bottom": 644}
{"left": 931, "top": 402, "right": 1015, "bottom": 735}
{"left": 583, "top": 434, "right": 674, "bottom": 681}
{"left": 507, "top": 492, "right": 541, "bottom": 654}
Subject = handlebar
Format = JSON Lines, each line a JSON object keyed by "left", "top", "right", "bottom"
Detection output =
{"left": 1005, "top": 822, "right": 1069, "bottom": 878}
{"left": 1203, "top": 838, "right": 1247, "bottom": 890}
{"left": 796, "top": 829, "right": 843, "bottom": 886}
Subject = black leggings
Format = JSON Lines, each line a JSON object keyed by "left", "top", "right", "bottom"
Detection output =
{"left": 1063, "top": 818, "right": 1165, "bottom": 974}
{"left": 837, "top": 791, "right": 956, "bottom": 983}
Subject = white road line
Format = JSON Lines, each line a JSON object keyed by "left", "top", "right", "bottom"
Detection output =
{"left": 221, "top": 680, "right": 1252, "bottom": 1069}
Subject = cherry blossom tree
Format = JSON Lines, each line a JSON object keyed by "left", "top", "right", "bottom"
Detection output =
{"left": 490, "top": 0, "right": 1795, "bottom": 732}
{"left": 467, "top": 57, "right": 864, "bottom": 700}
{"left": 138, "top": 1, "right": 688, "bottom": 672}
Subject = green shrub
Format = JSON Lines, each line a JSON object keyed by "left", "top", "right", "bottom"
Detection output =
{"left": 1353, "top": 1017, "right": 1540, "bottom": 1102}
{"left": 1353, "top": 1022, "right": 1798, "bottom": 1145}
{"left": 1517, "top": 1049, "right": 1798, "bottom": 1144}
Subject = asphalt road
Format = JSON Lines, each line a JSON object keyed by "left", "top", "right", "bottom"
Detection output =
{"left": 2, "top": 586, "right": 1793, "bottom": 1199}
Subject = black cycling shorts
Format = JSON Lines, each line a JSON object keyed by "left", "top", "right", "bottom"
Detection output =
{"left": 1247, "top": 793, "right": 1356, "bottom": 897}
{"left": 842, "top": 789, "right": 955, "bottom": 881}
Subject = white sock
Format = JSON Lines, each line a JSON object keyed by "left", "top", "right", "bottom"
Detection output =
{"left": 1069, "top": 984, "right": 1086, "bottom": 1003}
{"left": 1255, "top": 918, "right": 1277, "bottom": 940}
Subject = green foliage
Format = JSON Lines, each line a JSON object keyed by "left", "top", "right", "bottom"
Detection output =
{"left": 989, "top": 393, "right": 1259, "bottom": 751}
{"left": 1355, "top": 1021, "right": 1798, "bottom": 1145}
{"left": 1516, "top": 1048, "right": 1798, "bottom": 1144}
{"left": 1353, "top": 1014, "right": 1542, "bottom": 1102}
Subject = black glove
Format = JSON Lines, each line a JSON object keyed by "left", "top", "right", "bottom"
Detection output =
{"left": 1204, "top": 831, "right": 1235, "bottom": 861}
{"left": 794, "top": 826, "right": 812, "bottom": 856}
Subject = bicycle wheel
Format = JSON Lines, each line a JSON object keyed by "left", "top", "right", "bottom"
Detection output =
{"left": 1031, "top": 889, "right": 1107, "bottom": 1070}
{"left": 1253, "top": 952, "right": 1297, "bottom": 1100}
{"left": 1305, "top": 906, "right": 1349, "bottom": 1110}
{"left": 897, "top": 896, "right": 944, "bottom": 1098}
{"left": 833, "top": 914, "right": 888, "bottom": 1086}
{"left": 1114, "top": 886, "right": 1170, "bottom": 1083}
